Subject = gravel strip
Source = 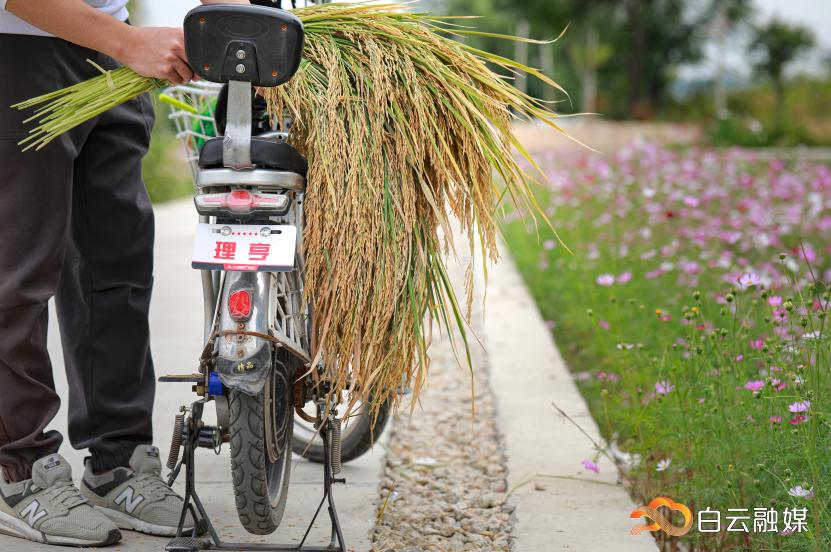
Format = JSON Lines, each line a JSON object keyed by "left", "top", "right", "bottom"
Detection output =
{"left": 372, "top": 307, "right": 513, "bottom": 552}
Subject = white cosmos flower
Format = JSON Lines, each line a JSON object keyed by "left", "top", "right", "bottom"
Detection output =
{"left": 788, "top": 486, "right": 814, "bottom": 500}
{"left": 738, "top": 272, "right": 761, "bottom": 289}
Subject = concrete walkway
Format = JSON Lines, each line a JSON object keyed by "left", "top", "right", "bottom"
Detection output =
{"left": 1, "top": 199, "right": 385, "bottom": 552}
{"left": 483, "top": 243, "right": 658, "bottom": 552}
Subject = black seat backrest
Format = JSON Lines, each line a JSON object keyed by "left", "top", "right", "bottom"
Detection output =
{"left": 184, "top": 5, "right": 303, "bottom": 87}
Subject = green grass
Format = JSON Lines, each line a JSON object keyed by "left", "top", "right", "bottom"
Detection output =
{"left": 503, "top": 144, "right": 830, "bottom": 551}
{"left": 143, "top": 107, "right": 192, "bottom": 204}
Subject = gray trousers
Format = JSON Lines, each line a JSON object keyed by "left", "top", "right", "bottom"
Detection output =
{"left": 0, "top": 34, "right": 156, "bottom": 482}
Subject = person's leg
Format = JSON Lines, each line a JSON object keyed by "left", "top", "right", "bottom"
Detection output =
{"left": 0, "top": 35, "right": 89, "bottom": 483}
{"left": 56, "top": 50, "right": 155, "bottom": 472}
{"left": 55, "top": 49, "right": 157, "bottom": 474}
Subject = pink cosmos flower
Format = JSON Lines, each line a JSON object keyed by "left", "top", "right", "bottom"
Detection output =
{"left": 771, "top": 379, "right": 786, "bottom": 392}
{"left": 744, "top": 380, "right": 765, "bottom": 392}
{"left": 655, "top": 380, "right": 674, "bottom": 395}
{"left": 656, "top": 458, "right": 672, "bottom": 472}
{"left": 775, "top": 330, "right": 793, "bottom": 344}
{"left": 769, "top": 416, "right": 782, "bottom": 424}
{"left": 543, "top": 240, "right": 557, "bottom": 251}
{"left": 788, "top": 401, "right": 811, "bottom": 413}
{"left": 617, "top": 271, "right": 633, "bottom": 284}
{"left": 735, "top": 354, "right": 744, "bottom": 362}
{"left": 596, "top": 273, "right": 615, "bottom": 286}
{"left": 768, "top": 295, "right": 783, "bottom": 307}
{"left": 749, "top": 338, "right": 764, "bottom": 350}
{"left": 789, "top": 415, "right": 808, "bottom": 425}
{"left": 598, "top": 320, "right": 610, "bottom": 330}
{"left": 581, "top": 459, "right": 599, "bottom": 474}
{"left": 681, "top": 261, "right": 700, "bottom": 274}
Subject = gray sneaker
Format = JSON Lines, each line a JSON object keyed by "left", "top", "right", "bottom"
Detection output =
{"left": 80, "top": 445, "right": 196, "bottom": 536}
{"left": 0, "top": 453, "right": 121, "bottom": 546}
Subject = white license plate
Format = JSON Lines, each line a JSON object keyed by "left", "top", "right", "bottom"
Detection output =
{"left": 192, "top": 224, "right": 297, "bottom": 272}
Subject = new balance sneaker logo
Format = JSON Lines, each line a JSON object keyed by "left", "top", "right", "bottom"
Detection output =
{"left": 114, "top": 486, "right": 144, "bottom": 514}
{"left": 20, "top": 500, "right": 47, "bottom": 527}
{"left": 40, "top": 455, "right": 62, "bottom": 471}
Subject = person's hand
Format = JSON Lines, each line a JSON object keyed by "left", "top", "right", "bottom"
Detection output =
{"left": 116, "top": 26, "right": 193, "bottom": 84}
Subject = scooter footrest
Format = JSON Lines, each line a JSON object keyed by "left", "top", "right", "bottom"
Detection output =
{"left": 159, "top": 373, "right": 204, "bottom": 383}
{"left": 166, "top": 537, "right": 212, "bottom": 552}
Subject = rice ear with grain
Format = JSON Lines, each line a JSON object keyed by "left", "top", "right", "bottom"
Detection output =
{"left": 261, "top": 3, "right": 564, "bottom": 417}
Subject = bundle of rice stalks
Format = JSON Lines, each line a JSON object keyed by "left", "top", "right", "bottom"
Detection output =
{"left": 13, "top": 64, "right": 165, "bottom": 151}
{"left": 13, "top": 2, "right": 565, "bottom": 415}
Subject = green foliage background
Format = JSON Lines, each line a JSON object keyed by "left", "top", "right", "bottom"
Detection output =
{"left": 142, "top": 105, "right": 193, "bottom": 204}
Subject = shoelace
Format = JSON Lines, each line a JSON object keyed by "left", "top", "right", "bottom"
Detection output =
{"left": 42, "top": 480, "right": 88, "bottom": 509}
{"left": 133, "top": 472, "right": 179, "bottom": 500}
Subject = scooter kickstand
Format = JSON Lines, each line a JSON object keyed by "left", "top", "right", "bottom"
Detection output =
{"left": 165, "top": 399, "right": 348, "bottom": 552}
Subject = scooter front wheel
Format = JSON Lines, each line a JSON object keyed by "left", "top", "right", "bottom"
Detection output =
{"left": 228, "top": 355, "right": 294, "bottom": 535}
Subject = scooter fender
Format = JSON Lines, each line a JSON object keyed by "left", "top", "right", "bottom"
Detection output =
{"left": 215, "top": 271, "right": 272, "bottom": 395}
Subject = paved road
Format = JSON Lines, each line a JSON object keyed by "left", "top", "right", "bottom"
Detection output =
{"left": 2, "top": 199, "right": 385, "bottom": 552}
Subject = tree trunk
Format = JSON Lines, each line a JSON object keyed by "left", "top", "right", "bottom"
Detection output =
{"left": 515, "top": 18, "right": 530, "bottom": 97}
{"left": 773, "top": 78, "right": 786, "bottom": 130}
{"left": 713, "top": 6, "right": 728, "bottom": 117}
{"left": 625, "top": 0, "right": 648, "bottom": 117}
{"left": 582, "top": 28, "right": 598, "bottom": 113}
{"left": 540, "top": 43, "right": 556, "bottom": 103}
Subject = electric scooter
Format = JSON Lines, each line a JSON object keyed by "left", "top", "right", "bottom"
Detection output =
{"left": 158, "top": 4, "right": 372, "bottom": 551}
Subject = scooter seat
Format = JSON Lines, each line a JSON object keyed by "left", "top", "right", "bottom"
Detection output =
{"left": 198, "top": 137, "right": 308, "bottom": 177}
